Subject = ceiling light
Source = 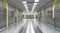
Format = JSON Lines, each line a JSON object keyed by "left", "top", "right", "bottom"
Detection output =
{"left": 31, "top": 3, "right": 37, "bottom": 13}
{"left": 34, "top": 3, "right": 37, "bottom": 5}
{"left": 23, "top": 1, "right": 27, "bottom": 4}
{"left": 22, "top": 1, "right": 29, "bottom": 13}
{"left": 24, "top": 4, "right": 29, "bottom": 13}
{"left": 31, "top": 0, "right": 39, "bottom": 13}
{"left": 35, "top": 0, "right": 39, "bottom": 2}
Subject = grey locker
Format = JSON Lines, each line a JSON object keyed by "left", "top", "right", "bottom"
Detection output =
{"left": 55, "top": 8, "right": 60, "bottom": 28}
{"left": 0, "top": 7, "right": 6, "bottom": 28}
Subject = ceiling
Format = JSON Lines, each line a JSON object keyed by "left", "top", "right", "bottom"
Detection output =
{"left": 8, "top": 0, "right": 53, "bottom": 12}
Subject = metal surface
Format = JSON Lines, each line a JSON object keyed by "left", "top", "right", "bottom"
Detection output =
{"left": 8, "top": 0, "right": 53, "bottom": 12}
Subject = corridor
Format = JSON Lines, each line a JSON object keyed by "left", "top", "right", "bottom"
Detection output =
{"left": 0, "top": 0, "right": 60, "bottom": 33}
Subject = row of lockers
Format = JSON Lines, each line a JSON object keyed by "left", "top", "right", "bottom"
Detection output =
{"left": 0, "top": 7, "right": 23, "bottom": 29}
{"left": 46, "top": 8, "right": 60, "bottom": 29}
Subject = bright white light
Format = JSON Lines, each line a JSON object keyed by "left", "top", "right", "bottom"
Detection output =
{"left": 35, "top": 0, "right": 39, "bottom": 2}
{"left": 26, "top": 22, "right": 35, "bottom": 33}
{"left": 23, "top": 1, "right": 27, "bottom": 4}
{"left": 31, "top": 0, "right": 39, "bottom": 13}
{"left": 34, "top": 3, "right": 37, "bottom": 5}
{"left": 23, "top": 1, "right": 29, "bottom": 13}
{"left": 31, "top": 3, "right": 37, "bottom": 13}
{"left": 24, "top": 4, "right": 29, "bottom": 13}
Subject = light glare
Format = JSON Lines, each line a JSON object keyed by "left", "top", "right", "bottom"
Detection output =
{"left": 35, "top": 0, "right": 39, "bottom": 2}
{"left": 23, "top": 3, "right": 29, "bottom": 13}
{"left": 26, "top": 22, "right": 35, "bottom": 33}
{"left": 31, "top": 3, "right": 37, "bottom": 13}
{"left": 23, "top": 1, "right": 27, "bottom": 4}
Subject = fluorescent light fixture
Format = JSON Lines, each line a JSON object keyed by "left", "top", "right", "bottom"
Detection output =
{"left": 24, "top": 4, "right": 29, "bottom": 13}
{"left": 31, "top": 0, "right": 39, "bottom": 13}
{"left": 35, "top": 0, "right": 39, "bottom": 2}
{"left": 31, "top": 3, "right": 37, "bottom": 13}
{"left": 23, "top": 1, "right": 27, "bottom": 4}
{"left": 23, "top": 1, "right": 29, "bottom": 13}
